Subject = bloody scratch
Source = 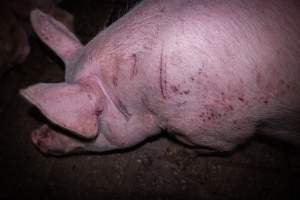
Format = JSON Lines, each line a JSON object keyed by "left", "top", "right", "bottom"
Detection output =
{"left": 130, "top": 54, "right": 138, "bottom": 80}
{"left": 159, "top": 49, "right": 168, "bottom": 99}
{"left": 113, "top": 64, "right": 120, "bottom": 87}
{"left": 115, "top": 97, "right": 131, "bottom": 120}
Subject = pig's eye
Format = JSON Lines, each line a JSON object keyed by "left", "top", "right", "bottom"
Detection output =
{"left": 95, "top": 109, "right": 104, "bottom": 117}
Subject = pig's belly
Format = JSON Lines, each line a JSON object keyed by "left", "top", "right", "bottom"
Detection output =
{"left": 157, "top": 89, "right": 259, "bottom": 151}
{"left": 144, "top": 61, "right": 300, "bottom": 151}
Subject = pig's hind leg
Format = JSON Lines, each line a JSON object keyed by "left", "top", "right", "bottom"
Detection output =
{"left": 258, "top": 115, "right": 300, "bottom": 147}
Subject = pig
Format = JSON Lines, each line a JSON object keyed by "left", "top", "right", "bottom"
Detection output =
{"left": 21, "top": 0, "right": 300, "bottom": 156}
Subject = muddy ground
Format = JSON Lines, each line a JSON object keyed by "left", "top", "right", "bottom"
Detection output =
{"left": 1, "top": 0, "right": 300, "bottom": 199}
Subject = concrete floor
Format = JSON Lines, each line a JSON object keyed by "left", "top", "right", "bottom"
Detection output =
{"left": 1, "top": 0, "right": 300, "bottom": 199}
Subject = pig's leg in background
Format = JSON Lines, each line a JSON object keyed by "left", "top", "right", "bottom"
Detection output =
{"left": 258, "top": 117, "right": 300, "bottom": 147}
{"left": 266, "top": 130, "right": 300, "bottom": 146}
{"left": 31, "top": 125, "right": 117, "bottom": 156}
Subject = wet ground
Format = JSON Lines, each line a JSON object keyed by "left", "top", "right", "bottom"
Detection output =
{"left": 1, "top": 0, "right": 300, "bottom": 199}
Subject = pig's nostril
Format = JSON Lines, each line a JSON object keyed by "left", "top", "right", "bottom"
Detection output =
{"left": 31, "top": 131, "right": 50, "bottom": 153}
{"left": 36, "top": 139, "right": 49, "bottom": 153}
{"left": 31, "top": 131, "right": 40, "bottom": 144}
{"left": 39, "top": 130, "right": 49, "bottom": 139}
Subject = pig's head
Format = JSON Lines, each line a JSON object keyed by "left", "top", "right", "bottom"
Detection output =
{"left": 20, "top": 10, "right": 106, "bottom": 139}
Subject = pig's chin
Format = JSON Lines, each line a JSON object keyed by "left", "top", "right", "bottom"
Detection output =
{"left": 31, "top": 124, "right": 90, "bottom": 156}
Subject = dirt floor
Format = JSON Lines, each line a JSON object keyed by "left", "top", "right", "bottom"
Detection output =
{"left": 1, "top": 0, "right": 300, "bottom": 199}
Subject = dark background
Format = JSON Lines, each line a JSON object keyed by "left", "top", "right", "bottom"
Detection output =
{"left": 0, "top": 0, "right": 300, "bottom": 199}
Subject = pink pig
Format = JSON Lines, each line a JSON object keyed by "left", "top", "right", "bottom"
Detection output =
{"left": 21, "top": 0, "right": 300, "bottom": 155}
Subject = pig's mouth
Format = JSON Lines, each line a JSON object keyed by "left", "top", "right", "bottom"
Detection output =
{"left": 30, "top": 124, "right": 89, "bottom": 156}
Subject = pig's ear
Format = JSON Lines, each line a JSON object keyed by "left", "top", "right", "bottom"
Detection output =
{"left": 20, "top": 83, "right": 101, "bottom": 139}
{"left": 30, "top": 9, "right": 82, "bottom": 63}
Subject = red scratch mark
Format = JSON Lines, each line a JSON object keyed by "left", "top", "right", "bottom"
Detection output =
{"left": 130, "top": 54, "right": 138, "bottom": 80}
{"left": 112, "top": 64, "right": 120, "bottom": 87}
{"left": 183, "top": 90, "right": 190, "bottom": 95}
{"left": 170, "top": 85, "right": 178, "bottom": 93}
{"left": 238, "top": 97, "right": 244, "bottom": 102}
{"left": 114, "top": 97, "right": 131, "bottom": 120}
{"left": 113, "top": 76, "right": 118, "bottom": 86}
{"left": 159, "top": 49, "right": 168, "bottom": 99}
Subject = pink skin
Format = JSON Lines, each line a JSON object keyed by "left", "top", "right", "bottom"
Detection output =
{"left": 21, "top": 0, "right": 300, "bottom": 156}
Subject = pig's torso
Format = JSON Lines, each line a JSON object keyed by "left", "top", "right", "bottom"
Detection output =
{"left": 71, "top": 0, "right": 300, "bottom": 150}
